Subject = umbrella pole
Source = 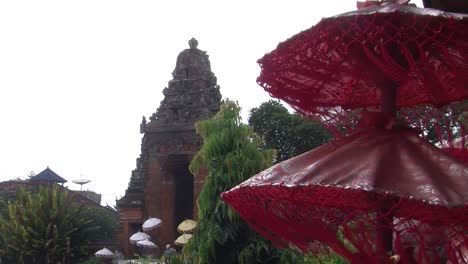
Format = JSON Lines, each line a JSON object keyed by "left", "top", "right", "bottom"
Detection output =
{"left": 378, "top": 84, "right": 397, "bottom": 259}
{"left": 376, "top": 200, "right": 394, "bottom": 260}
{"left": 381, "top": 85, "right": 396, "bottom": 118}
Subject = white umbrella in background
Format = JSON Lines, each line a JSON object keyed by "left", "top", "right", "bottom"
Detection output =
{"left": 95, "top": 247, "right": 114, "bottom": 258}
{"left": 177, "top": 219, "right": 197, "bottom": 234}
{"left": 174, "top": 234, "right": 193, "bottom": 246}
{"left": 129, "top": 231, "right": 150, "bottom": 244}
{"left": 142, "top": 217, "right": 162, "bottom": 232}
{"left": 137, "top": 239, "right": 158, "bottom": 249}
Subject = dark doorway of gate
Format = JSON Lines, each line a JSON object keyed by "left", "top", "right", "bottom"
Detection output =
{"left": 168, "top": 154, "right": 194, "bottom": 235}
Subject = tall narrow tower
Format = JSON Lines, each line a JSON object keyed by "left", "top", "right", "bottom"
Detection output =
{"left": 117, "top": 39, "right": 222, "bottom": 255}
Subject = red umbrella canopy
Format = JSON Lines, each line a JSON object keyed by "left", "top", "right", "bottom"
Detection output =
{"left": 257, "top": 4, "right": 468, "bottom": 137}
{"left": 222, "top": 127, "right": 468, "bottom": 264}
{"left": 443, "top": 134, "right": 468, "bottom": 164}
{"left": 399, "top": 101, "right": 468, "bottom": 164}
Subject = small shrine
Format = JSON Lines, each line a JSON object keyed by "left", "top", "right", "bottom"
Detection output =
{"left": 29, "top": 167, "right": 67, "bottom": 184}
{"left": 117, "top": 38, "right": 222, "bottom": 255}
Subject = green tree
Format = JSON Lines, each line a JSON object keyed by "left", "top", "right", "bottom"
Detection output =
{"left": 249, "top": 100, "right": 332, "bottom": 162}
{"left": 82, "top": 206, "right": 119, "bottom": 242}
{"left": 183, "top": 100, "right": 276, "bottom": 264}
{"left": 0, "top": 185, "right": 99, "bottom": 264}
{"left": 183, "top": 100, "right": 347, "bottom": 264}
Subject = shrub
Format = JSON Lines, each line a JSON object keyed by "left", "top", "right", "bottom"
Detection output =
{"left": 0, "top": 185, "right": 100, "bottom": 263}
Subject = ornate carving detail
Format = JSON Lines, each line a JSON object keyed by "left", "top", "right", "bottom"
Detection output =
{"left": 149, "top": 39, "right": 222, "bottom": 127}
{"left": 140, "top": 116, "right": 147, "bottom": 134}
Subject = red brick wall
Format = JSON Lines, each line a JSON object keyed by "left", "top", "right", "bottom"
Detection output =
{"left": 118, "top": 138, "right": 208, "bottom": 254}
{"left": 118, "top": 207, "right": 143, "bottom": 256}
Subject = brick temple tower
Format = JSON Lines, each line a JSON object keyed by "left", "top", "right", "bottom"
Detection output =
{"left": 117, "top": 38, "right": 222, "bottom": 255}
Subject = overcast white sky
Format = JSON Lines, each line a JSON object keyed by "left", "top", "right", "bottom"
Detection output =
{"left": 0, "top": 0, "right": 423, "bottom": 206}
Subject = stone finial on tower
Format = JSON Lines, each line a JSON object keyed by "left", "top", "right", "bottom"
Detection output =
{"left": 171, "top": 38, "right": 213, "bottom": 80}
{"left": 189, "top": 38, "right": 198, "bottom": 49}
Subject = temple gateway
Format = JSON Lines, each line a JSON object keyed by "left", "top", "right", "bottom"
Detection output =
{"left": 117, "top": 38, "right": 222, "bottom": 255}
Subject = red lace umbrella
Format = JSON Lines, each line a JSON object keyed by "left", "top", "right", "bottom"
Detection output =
{"left": 222, "top": 3, "right": 468, "bottom": 263}
{"left": 444, "top": 135, "right": 468, "bottom": 164}
{"left": 222, "top": 127, "right": 468, "bottom": 263}
{"left": 257, "top": 4, "right": 468, "bottom": 147}
{"left": 393, "top": 101, "right": 468, "bottom": 165}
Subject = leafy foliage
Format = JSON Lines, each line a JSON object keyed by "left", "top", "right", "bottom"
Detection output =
{"left": 278, "top": 249, "right": 348, "bottom": 264}
{"left": 182, "top": 100, "right": 347, "bottom": 264}
{"left": 0, "top": 185, "right": 100, "bottom": 263}
{"left": 78, "top": 257, "right": 101, "bottom": 264}
{"left": 183, "top": 100, "right": 276, "bottom": 264}
{"left": 249, "top": 100, "right": 332, "bottom": 162}
{"left": 0, "top": 192, "right": 11, "bottom": 218}
{"left": 81, "top": 206, "right": 119, "bottom": 242}
{"left": 165, "top": 253, "right": 193, "bottom": 264}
